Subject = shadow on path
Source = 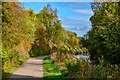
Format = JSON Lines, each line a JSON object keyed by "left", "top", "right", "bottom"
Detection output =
{"left": 7, "top": 74, "right": 43, "bottom": 80}
{"left": 7, "top": 55, "right": 49, "bottom": 80}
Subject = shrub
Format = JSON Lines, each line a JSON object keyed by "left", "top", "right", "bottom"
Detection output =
{"left": 64, "top": 56, "right": 120, "bottom": 78}
{"left": 50, "top": 52, "right": 57, "bottom": 62}
{"left": 2, "top": 47, "right": 21, "bottom": 70}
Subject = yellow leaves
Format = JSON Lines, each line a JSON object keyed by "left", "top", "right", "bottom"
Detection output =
{"left": 43, "top": 26, "right": 46, "bottom": 30}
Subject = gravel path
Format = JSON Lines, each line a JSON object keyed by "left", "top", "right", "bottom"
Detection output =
{"left": 9, "top": 55, "right": 49, "bottom": 80}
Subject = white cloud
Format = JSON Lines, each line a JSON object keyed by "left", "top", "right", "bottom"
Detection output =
{"left": 69, "top": 23, "right": 92, "bottom": 31}
{"left": 72, "top": 9, "right": 93, "bottom": 15}
{"left": 58, "top": 17, "right": 64, "bottom": 20}
{"left": 71, "top": 18, "right": 89, "bottom": 21}
{"left": 76, "top": 26, "right": 84, "bottom": 30}
{"left": 62, "top": 25, "right": 71, "bottom": 28}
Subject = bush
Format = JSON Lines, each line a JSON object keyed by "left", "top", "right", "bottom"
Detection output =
{"left": 50, "top": 52, "right": 57, "bottom": 62}
{"left": 64, "top": 56, "right": 120, "bottom": 78}
{"left": 2, "top": 48, "right": 21, "bottom": 70}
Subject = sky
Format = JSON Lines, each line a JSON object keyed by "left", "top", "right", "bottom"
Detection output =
{"left": 21, "top": 1, "right": 94, "bottom": 37}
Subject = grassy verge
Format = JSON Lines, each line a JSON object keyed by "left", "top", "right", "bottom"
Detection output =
{"left": 2, "top": 56, "right": 30, "bottom": 80}
{"left": 43, "top": 57, "right": 67, "bottom": 80}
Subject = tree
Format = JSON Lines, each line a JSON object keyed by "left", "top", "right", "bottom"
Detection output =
{"left": 87, "top": 2, "right": 120, "bottom": 64}
{"left": 2, "top": 2, "right": 36, "bottom": 69}
{"left": 32, "top": 4, "right": 70, "bottom": 55}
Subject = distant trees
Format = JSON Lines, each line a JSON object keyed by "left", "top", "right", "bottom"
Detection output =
{"left": 85, "top": 2, "right": 120, "bottom": 64}
{"left": 67, "top": 31, "right": 80, "bottom": 48}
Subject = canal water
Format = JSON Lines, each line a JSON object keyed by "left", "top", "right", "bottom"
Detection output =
{"left": 75, "top": 55, "right": 89, "bottom": 60}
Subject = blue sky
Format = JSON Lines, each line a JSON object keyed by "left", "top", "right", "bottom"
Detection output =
{"left": 21, "top": 2, "right": 93, "bottom": 37}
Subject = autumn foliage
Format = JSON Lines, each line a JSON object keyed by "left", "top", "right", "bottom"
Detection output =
{"left": 2, "top": 2, "right": 82, "bottom": 75}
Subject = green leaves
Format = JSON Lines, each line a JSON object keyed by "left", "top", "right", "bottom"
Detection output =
{"left": 2, "top": 2, "right": 37, "bottom": 72}
{"left": 86, "top": 2, "right": 120, "bottom": 64}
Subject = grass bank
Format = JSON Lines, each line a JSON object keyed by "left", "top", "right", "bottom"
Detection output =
{"left": 43, "top": 57, "right": 67, "bottom": 80}
{"left": 2, "top": 56, "right": 30, "bottom": 80}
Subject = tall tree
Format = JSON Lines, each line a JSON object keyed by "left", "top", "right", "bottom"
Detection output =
{"left": 2, "top": 2, "right": 36, "bottom": 69}
{"left": 31, "top": 4, "right": 70, "bottom": 56}
{"left": 87, "top": 2, "right": 120, "bottom": 64}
